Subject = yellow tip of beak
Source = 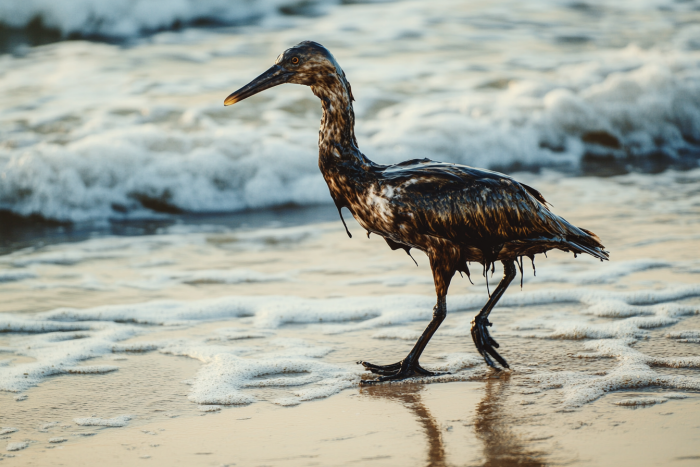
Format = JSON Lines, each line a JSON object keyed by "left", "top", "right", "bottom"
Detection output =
{"left": 223, "top": 95, "right": 240, "bottom": 106}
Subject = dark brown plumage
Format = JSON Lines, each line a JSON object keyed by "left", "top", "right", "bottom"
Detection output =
{"left": 224, "top": 41, "right": 609, "bottom": 381}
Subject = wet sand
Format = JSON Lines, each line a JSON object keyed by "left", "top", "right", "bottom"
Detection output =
{"left": 5, "top": 380, "right": 700, "bottom": 466}
{"left": 1, "top": 171, "right": 700, "bottom": 465}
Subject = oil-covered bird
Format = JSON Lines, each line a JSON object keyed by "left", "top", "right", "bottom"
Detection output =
{"left": 224, "top": 41, "right": 609, "bottom": 383}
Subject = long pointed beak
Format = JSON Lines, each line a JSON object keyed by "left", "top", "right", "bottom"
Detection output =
{"left": 224, "top": 64, "right": 294, "bottom": 106}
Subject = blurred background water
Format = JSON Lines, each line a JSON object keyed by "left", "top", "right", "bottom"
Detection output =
{"left": 0, "top": 0, "right": 699, "bottom": 248}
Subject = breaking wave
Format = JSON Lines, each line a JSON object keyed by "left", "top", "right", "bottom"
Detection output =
{"left": 1, "top": 0, "right": 699, "bottom": 222}
{"left": 0, "top": 0, "right": 339, "bottom": 39}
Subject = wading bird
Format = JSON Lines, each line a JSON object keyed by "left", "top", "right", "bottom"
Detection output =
{"left": 224, "top": 41, "right": 608, "bottom": 383}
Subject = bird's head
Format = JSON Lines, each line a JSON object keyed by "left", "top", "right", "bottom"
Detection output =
{"left": 224, "top": 41, "right": 352, "bottom": 106}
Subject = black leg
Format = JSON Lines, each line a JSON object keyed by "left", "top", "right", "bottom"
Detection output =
{"left": 359, "top": 296, "right": 449, "bottom": 384}
{"left": 471, "top": 260, "right": 516, "bottom": 370}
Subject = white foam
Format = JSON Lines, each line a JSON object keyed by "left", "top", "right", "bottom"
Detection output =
{"left": 527, "top": 338, "right": 700, "bottom": 407}
{"left": 0, "top": 270, "right": 36, "bottom": 283}
{"left": 6, "top": 442, "right": 28, "bottom": 451}
{"left": 372, "top": 328, "right": 422, "bottom": 341}
{"left": 0, "top": 326, "right": 137, "bottom": 392}
{"left": 198, "top": 405, "right": 221, "bottom": 412}
{"left": 48, "top": 438, "right": 67, "bottom": 443}
{"left": 2, "top": 257, "right": 699, "bottom": 408}
{"left": 530, "top": 259, "right": 672, "bottom": 285}
{"left": 151, "top": 268, "right": 292, "bottom": 285}
{"left": 73, "top": 415, "right": 131, "bottom": 427}
{"left": 345, "top": 275, "right": 432, "bottom": 288}
{"left": 0, "top": 316, "right": 93, "bottom": 333}
{"left": 0, "top": 0, "right": 339, "bottom": 38}
{"left": 667, "top": 330, "right": 700, "bottom": 341}
{"left": 664, "top": 392, "right": 691, "bottom": 399}
{"left": 0, "top": 286, "right": 700, "bottom": 396}
{"left": 584, "top": 301, "right": 698, "bottom": 318}
{"left": 37, "top": 294, "right": 427, "bottom": 330}
{"left": 62, "top": 365, "right": 118, "bottom": 374}
{"left": 112, "top": 342, "right": 161, "bottom": 352}
{"left": 39, "top": 422, "right": 59, "bottom": 432}
{"left": 212, "top": 329, "right": 274, "bottom": 341}
{"left": 1, "top": 1, "right": 699, "bottom": 222}
{"left": 4, "top": 250, "right": 125, "bottom": 267}
{"left": 432, "top": 353, "right": 484, "bottom": 373}
{"left": 615, "top": 397, "right": 667, "bottom": 407}
{"left": 166, "top": 339, "right": 357, "bottom": 406}
{"left": 0, "top": 428, "right": 18, "bottom": 436}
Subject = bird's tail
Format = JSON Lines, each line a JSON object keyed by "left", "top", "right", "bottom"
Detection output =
{"left": 566, "top": 227, "right": 609, "bottom": 261}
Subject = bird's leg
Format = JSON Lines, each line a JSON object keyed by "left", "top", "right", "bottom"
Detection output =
{"left": 359, "top": 296, "right": 448, "bottom": 384}
{"left": 359, "top": 254, "right": 457, "bottom": 384}
{"left": 471, "top": 260, "right": 516, "bottom": 370}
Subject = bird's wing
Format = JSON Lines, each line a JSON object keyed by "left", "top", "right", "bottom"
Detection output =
{"left": 380, "top": 159, "right": 587, "bottom": 246}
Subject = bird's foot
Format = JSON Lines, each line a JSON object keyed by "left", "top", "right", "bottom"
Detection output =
{"left": 471, "top": 316, "right": 509, "bottom": 370}
{"left": 357, "top": 360, "right": 448, "bottom": 385}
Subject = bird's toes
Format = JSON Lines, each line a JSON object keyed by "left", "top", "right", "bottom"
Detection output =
{"left": 359, "top": 371, "right": 403, "bottom": 385}
{"left": 359, "top": 360, "right": 402, "bottom": 374}
{"left": 413, "top": 365, "right": 435, "bottom": 376}
{"left": 359, "top": 362, "right": 448, "bottom": 384}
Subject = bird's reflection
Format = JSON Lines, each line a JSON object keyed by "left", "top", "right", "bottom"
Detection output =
{"left": 475, "top": 375, "right": 546, "bottom": 467}
{"left": 361, "top": 376, "right": 547, "bottom": 467}
{"left": 361, "top": 383, "right": 446, "bottom": 467}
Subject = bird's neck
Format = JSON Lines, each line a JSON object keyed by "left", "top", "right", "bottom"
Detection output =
{"left": 312, "top": 77, "right": 370, "bottom": 168}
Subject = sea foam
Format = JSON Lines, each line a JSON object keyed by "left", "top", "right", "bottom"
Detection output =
{"left": 0, "top": 0, "right": 338, "bottom": 38}
{"left": 1, "top": 280, "right": 698, "bottom": 407}
{"left": 74, "top": 415, "right": 131, "bottom": 427}
{"left": 1, "top": 0, "right": 699, "bottom": 222}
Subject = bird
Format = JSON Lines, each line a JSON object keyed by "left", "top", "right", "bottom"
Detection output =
{"left": 223, "top": 41, "right": 609, "bottom": 383}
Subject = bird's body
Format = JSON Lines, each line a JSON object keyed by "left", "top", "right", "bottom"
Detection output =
{"left": 327, "top": 158, "right": 604, "bottom": 267}
{"left": 225, "top": 41, "right": 608, "bottom": 381}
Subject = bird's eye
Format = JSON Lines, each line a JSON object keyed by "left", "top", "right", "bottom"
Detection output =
{"left": 291, "top": 56, "right": 299, "bottom": 65}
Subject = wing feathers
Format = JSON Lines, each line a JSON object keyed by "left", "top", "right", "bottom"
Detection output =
{"left": 382, "top": 162, "right": 608, "bottom": 261}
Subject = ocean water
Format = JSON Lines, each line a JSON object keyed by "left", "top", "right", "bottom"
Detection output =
{"left": 1, "top": 0, "right": 699, "bottom": 222}
{"left": 1, "top": 169, "right": 699, "bottom": 416}
{"left": 1, "top": 0, "right": 700, "bottom": 462}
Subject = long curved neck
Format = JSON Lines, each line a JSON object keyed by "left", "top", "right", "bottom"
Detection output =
{"left": 312, "top": 76, "right": 370, "bottom": 167}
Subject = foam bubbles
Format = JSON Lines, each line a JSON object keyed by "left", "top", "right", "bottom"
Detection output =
{"left": 74, "top": 415, "right": 132, "bottom": 427}
{"left": 615, "top": 397, "right": 667, "bottom": 407}
{"left": 1, "top": 217, "right": 699, "bottom": 412}
{"left": 1, "top": 1, "right": 699, "bottom": 222}
{"left": 5, "top": 442, "right": 28, "bottom": 451}
{"left": 667, "top": 330, "right": 700, "bottom": 343}
{"left": 152, "top": 268, "right": 292, "bottom": 285}
{"left": 522, "top": 333, "right": 700, "bottom": 407}
{"left": 0, "top": 326, "right": 137, "bottom": 392}
{"left": 160, "top": 337, "right": 357, "bottom": 406}
{"left": 0, "top": 0, "right": 338, "bottom": 39}
{"left": 198, "top": 405, "right": 221, "bottom": 412}
{"left": 530, "top": 259, "right": 673, "bottom": 285}
{"left": 614, "top": 392, "right": 691, "bottom": 407}
{"left": 0, "top": 270, "right": 36, "bottom": 283}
